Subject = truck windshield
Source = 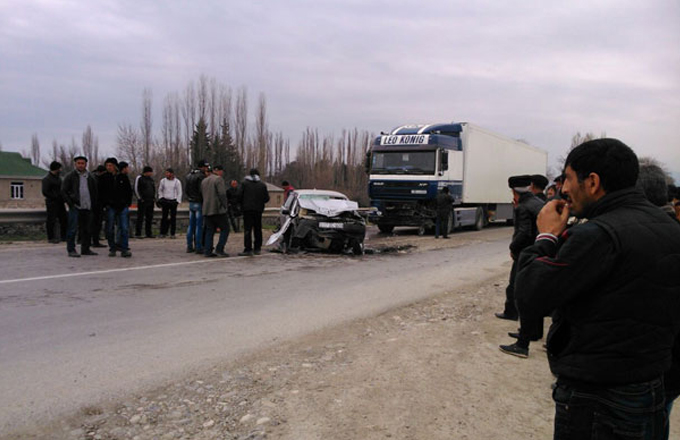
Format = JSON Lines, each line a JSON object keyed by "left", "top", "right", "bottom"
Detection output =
{"left": 370, "top": 151, "right": 436, "bottom": 175}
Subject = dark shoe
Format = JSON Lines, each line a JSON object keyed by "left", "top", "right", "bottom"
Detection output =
{"left": 135, "top": 235, "right": 144, "bottom": 239}
{"left": 253, "top": 249, "right": 261, "bottom": 255}
{"left": 108, "top": 251, "right": 116, "bottom": 257}
{"left": 238, "top": 250, "right": 254, "bottom": 257}
{"left": 434, "top": 236, "right": 439, "bottom": 239}
{"left": 186, "top": 247, "right": 195, "bottom": 253}
{"left": 49, "top": 238, "right": 60, "bottom": 244}
{"left": 205, "top": 253, "right": 217, "bottom": 258}
{"left": 81, "top": 250, "right": 98, "bottom": 256}
{"left": 146, "top": 235, "right": 155, "bottom": 239}
{"left": 195, "top": 249, "right": 204, "bottom": 254}
{"left": 121, "top": 250, "right": 132, "bottom": 258}
{"left": 494, "top": 312, "right": 518, "bottom": 321}
{"left": 499, "top": 342, "right": 529, "bottom": 358}
{"left": 92, "top": 243, "right": 107, "bottom": 248}
{"left": 442, "top": 236, "right": 450, "bottom": 239}
{"left": 215, "top": 251, "right": 230, "bottom": 258}
{"left": 508, "top": 332, "right": 520, "bottom": 339}
{"left": 68, "top": 251, "right": 80, "bottom": 258}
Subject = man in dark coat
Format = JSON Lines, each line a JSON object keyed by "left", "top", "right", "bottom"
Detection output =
{"left": 495, "top": 175, "right": 544, "bottom": 327}
{"left": 435, "top": 187, "right": 453, "bottom": 239}
{"left": 227, "top": 179, "right": 241, "bottom": 232}
{"left": 100, "top": 158, "right": 133, "bottom": 257}
{"left": 61, "top": 156, "right": 98, "bottom": 257}
{"left": 237, "top": 169, "right": 270, "bottom": 256}
{"left": 530, "top": 174, "right": 549, "bottom": 201}
{"left": 90, "top": 165, "right": 107, "bottom": 248}
{"left": 42, "top": 161, "right": 67, "bottom": 243}
{"left": 185, "top": 160, "right": 209, "bottom": 253}
{"left": 515, "top": 139, "right": 680, "bottom": 439}
{"left": 134, "top": 166, "right": 156, "bottom": 238}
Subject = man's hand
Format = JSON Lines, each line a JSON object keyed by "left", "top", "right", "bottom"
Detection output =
{"left": 537, "top": 200, "right": 570, "bottom": 236}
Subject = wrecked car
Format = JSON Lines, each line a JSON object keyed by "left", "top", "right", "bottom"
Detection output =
{"left": 266, "top": 189, "right": 366, "bottom": 255}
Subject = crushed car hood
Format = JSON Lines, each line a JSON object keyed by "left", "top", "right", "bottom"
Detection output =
{"left": 298, "top": 198, "right": 359, "bottom": 217}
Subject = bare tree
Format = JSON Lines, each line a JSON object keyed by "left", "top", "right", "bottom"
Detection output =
{"left": 197, "top": 75, "right": 208, "bottom": 121}
{"left": 234, "top": 86, "right": 248, "bottom": 162}
{"left": 141, "top": 88, "right": 153, "bottom": 166}
{"left": 81, "top": 125, "right": 100, "bottom": 164}
{"left": 182, "top": 81, "right": 197, "bottom": 164}
{"left": 254, "top": 93, "right": 269, "bottom": 174}
{"left": 116, "top": 124, "right": 142, "bottom": 171}
{"left": 31, "top": 133, "right": 41, "bottom": 165}
{"left": 639, "top": 156, "right": 674, "bottom": 184}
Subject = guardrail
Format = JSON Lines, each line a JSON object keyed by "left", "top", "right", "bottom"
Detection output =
{"left": 0, "top": 207, "right": 281, "bottom": 225}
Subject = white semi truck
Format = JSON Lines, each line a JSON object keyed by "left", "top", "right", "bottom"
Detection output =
{"left": 367, "top": 122, "right": 548, "bottom": 234}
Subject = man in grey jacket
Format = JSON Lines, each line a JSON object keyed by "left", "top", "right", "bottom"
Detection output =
{"left": 201, "top": 165, "right": 230, "bottom": 257}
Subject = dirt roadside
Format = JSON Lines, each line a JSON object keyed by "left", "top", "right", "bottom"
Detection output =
{"left": 4, "top": 227, "right": 679, "bottom": 440}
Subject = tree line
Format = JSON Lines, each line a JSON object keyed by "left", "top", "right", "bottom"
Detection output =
{"left": 22, "top": 75, "right": 374, "bottom": 205}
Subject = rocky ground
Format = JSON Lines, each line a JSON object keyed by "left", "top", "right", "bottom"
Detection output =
{"left": 4, "top": 227, "right": 679, "bottom": 439}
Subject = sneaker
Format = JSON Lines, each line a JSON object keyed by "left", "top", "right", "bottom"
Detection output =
{"left": 121, "top": 250, "right": 132, "bottom": 258}
{"left": 108, "top": 251, "right": 116, "bottom": 257}
{"left": 81, "top": 250, "right": 98, "bottom": 256}
{"left": 68, "top": 251, "right": 81, "bottom": 258}
{"left": 238, "top": 250, "right": 254, "bottom": 257}
{"left": 494, "top": 312, "right": 518, "bottom": 321}
{"left": 499, "top": 342, "right": 529, "bottom": 358}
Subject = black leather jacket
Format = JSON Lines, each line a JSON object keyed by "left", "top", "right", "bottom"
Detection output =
{"left": 516, "top": 188, "right": 680, "bottom": 385}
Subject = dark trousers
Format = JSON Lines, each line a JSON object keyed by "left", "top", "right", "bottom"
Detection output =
{"left": 435, "top": 212, "right": 450, "bottom": 238}
{"left": 516, "top": 316, "right": 544, "bottom": 348}
{"left": 204, "top": 214, "right": 229, "bottom": 255}
{"left": 503, "top": 259, "right": 519, "bottom": 318}
{"left": 46, "top": 200, "right": 67, "bottom": 240}
{"left": 160, "top": 199, "right": 178, "bottom": 236}
{"left": 553, "top": 377, "right": 666, "bottom": 440}
{"left": 135, "top": 199, "right": 155, "bottom": 237}
{"left": 91, "top": 205, "right": 104, "bottom": 245}
{"left": 243, "top": 210, "right": 263, "bottom": 252}
{"left": 66, "top": 208, "right": 92, "bottom": 253}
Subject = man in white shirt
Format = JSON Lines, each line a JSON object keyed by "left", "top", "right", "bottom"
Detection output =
{"left": 157, "top": 168, "right": 182, "bottom": 238}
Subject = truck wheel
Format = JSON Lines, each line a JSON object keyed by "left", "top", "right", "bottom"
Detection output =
{"left": 474, "top": 207, "right": 485, "bottom": 230}
{"left": 378, "top": 224, "right": 394, "bottom": 234}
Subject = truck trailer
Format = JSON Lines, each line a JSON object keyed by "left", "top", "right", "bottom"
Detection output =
{"left": 367, "top": 122, "right": 548, "bottom": 234}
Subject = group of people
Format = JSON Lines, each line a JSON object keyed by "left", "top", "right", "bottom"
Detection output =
{"left": 183, "top": 161, "right": 270, "bottom": 257}
{"left": 494, "top": 139, "right": 680, "bottom": 439}
{"left": 42, "top": 157, "right": 270, "bottom": 259}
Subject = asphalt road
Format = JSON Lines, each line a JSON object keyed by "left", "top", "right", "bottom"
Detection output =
{"left": 0, "top": 227, "right": 512, "bottom": 434}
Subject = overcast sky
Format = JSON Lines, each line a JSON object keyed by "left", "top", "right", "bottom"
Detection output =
{"left": 1, "top": 0, "right": 679, "bottom": 178}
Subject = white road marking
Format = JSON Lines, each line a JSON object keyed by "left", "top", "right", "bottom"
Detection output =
{"left": 0, "top": 255, "right": 266, "bottom": 285}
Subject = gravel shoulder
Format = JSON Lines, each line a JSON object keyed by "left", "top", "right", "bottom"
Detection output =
{"left": 4, "top": 226, "right": 679, "bottom": 440}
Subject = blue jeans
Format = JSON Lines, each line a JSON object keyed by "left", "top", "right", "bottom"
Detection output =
{"left": 187, "top": 202, "right": 203, "bottom": 251}
{"left": 203, "top": 214, "right": 229, "bottom": 255}
{"left": 106, "top": 207, "right": 129, "bottom": 251}
{"left": 553, "top": 377, "right": 666, "bottom": 440}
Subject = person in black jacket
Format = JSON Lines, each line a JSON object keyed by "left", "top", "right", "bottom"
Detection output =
{"left": 42, "top": 161, "right": 67, "bottom": 243}
{"left": 100, "top": 158, "right": 133, "bottom": 257}
{"left": 61, "top": 156, "right": 98, "bottom": 257}
{"left": 434, "top": 187, "right": 453, "bottom": 239}
{"left": 185, "top": 160, "right": 209, "bottom": 253}
{"left": 90, "top": 165, "right": 108, "bottom": 248}
{"left": 237, "top": 169, "right": 269, "bottom": 256}
{"left": 134, "top": 166, "right": 156, "bottom": 239}
{"left": 530, "top": 174, "right": 549, "bottom": 202}
{"left": 495, "top": 175, "right": 544, "bottom": 324}
{"left": 515, "top": 139, "right": 680, "bottom": 439}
